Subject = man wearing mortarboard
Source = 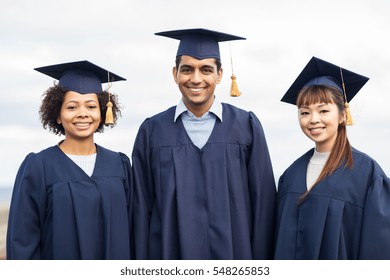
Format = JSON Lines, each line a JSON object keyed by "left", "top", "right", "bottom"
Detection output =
{"left": 131, "top": 28, "right": 276, "bottom": 259}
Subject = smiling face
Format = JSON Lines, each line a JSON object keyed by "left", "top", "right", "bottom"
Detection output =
{"left": 57, "top": 91, "right": 101, "bottom": 142}
{"left": 297, "top": 86, "right": 345, "bottom": 153}
{"left": 173, "top": 55, "right": 222, "bottom": 117}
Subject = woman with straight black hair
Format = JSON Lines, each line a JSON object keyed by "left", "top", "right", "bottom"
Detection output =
{"left": 275, "top": 57, "right": 390, "bottom": 259}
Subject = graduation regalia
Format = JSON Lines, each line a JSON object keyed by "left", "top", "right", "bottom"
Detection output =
{"left": 132, "top": 103, "right": 276, "bottom": 260}
{"left": 276, "top": 56, "right": 390, "bottom": 259}
{"left": 7, "top": 144, "right": 133, "bottom": 259}
{"left": 275, "top": 148, "right": 390, "bottom": 259}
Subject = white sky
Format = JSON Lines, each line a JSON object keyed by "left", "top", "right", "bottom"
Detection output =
{"left": 1, "top": 0, "right": 389, "bottom": 189}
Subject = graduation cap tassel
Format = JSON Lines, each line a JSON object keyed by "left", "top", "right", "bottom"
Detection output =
{"left": 105, "top": 72, "right": 114, "bottom": 125}
{"left": 340, "top": 68, "right": 353, "bottom": 126}
{"left": 344, "top": 102, "right": 353, "bottom": 126}
{"left": 229, "top": 43, "right": 241, "bottom": 97}
{"left": 105, "top": 99, "right": 114, "bottom": 125}
{"left": 230, "top": 74, "right": 241, "bottom": 97}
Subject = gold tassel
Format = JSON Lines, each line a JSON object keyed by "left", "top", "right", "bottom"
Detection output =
{"left": 344, "top": 102, "right": 353, "bottom": 126}
{"left": 105, "top": 73, "right": 114, "bottom": 125}
{"left": 340, "top": 67, "right": 353, "bottom": 126}
{"left": 105, "top": 101, "right": 114, "bottom": 125}
{"left": 230, "top": 74, "right": 241, "bottom": 97}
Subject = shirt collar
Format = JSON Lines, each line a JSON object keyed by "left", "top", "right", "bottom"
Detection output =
{"left": 174, "top": 96, "right": 223, "bottom": 122}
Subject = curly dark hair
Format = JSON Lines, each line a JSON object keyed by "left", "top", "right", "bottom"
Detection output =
{"left": 39, "top": 84, "right": 121, "bottom": 135}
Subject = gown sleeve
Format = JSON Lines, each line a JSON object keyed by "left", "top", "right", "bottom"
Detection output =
{"left": 119, "top": 152, "right": 135, "bottom": 259}
{"left": 131, "top": 120, "right": 153, "bottom": 259}
{"left": 247, "top": 112, "right": 277, "bottom": 259}
{"left": 359, "top": 174, "right": 390, "bottom": 259}
{"left": 6, "top": 153, "right": 47, "bottom": 259}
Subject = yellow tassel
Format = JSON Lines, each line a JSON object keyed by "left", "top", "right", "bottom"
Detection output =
{"left": 230, "top": 74, "right": 241, "bottom": 97}
{"left": 105, "top": 101, "right": 114, "bottom": 125}
{"left": 345, "top": 102, "right": 353, "bottom": 126}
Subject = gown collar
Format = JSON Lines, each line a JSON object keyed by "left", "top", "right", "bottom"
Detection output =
{"left": 174, "top": 96, "right": 223, "bottom": 122}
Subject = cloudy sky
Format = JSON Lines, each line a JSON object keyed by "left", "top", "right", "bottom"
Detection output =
{"left": 1, "top": 0, "right": 389, "bottom": 192}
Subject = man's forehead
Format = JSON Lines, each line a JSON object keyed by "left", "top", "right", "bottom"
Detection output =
{"left": 178, "top": 56, "right": 218, "bottom": 67}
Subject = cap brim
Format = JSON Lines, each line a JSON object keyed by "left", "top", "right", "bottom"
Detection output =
{"left": 34, "top": 60, "right": 126, "bottom": 83}
{"left": 155, "top": 28, "right": 246, "bottom": 42}
{"left": 281, "top": 57, "right": 369, "bottom": 105}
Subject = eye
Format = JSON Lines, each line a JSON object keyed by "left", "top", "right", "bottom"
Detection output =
{"left": 66, "top": 105, "right": 77, "bottom": 110}
{"left": 299, "top": 111, "right": 309, "bottom": 116}
{"left": 201, "top": 67, "right": 214, "bottom": 74}
{"left": 320, "top": 109, "right": 329, "bottom": 114}
{"left": 180, "top": 67, "right": 192, "bottom": 74}
{"left": 88, "top": 105, "right": 98, "bottom": 109}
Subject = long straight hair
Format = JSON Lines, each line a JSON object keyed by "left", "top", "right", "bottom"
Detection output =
{"left": 297, "top": 85, "right": 353, "bottom": 202}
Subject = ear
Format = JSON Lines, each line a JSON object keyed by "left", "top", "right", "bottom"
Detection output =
{"left": 340, "top": 110, "right": 346, "bottom": 124}
{"left": 172, "top": 66, "right": 178, "bottom": 84}
{"left": 57, "top": 117, "right": 61, "bottom": 124}
{"left": 217, "top": 68, "right": 223, "bottom": 84}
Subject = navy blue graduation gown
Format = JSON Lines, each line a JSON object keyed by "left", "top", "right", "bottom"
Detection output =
{"left": 275, "top": 148, "right": 390, "bottom": 259}
{"left": 6, "top": 144, "right": 133, "bottom": 259}
{"left": 132, "top": 103, "right": 276, "bottom": 260}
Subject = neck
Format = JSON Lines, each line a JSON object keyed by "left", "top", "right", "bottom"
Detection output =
{"left": 184, "top": 96, "right": 215, "bottom": 118}
{"left": 59, "top": 138, "right": 96, "bottom": 155}
{"left": 315, "top": 134, "right": 337, "bottom": 153}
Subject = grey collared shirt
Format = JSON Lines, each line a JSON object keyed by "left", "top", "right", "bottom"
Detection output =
{"left": 174, "top": 97, "right": 223, "bottom": 149}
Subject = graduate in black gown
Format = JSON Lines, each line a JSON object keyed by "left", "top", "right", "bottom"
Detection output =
{"left": 6, "top": 61, "right": 133, "bottom": 259}
{"left": 132, "top": 28, "right": 276, "bottom": 260}
{"left": 275, "top": 57, "right": 390, "bottom": 259}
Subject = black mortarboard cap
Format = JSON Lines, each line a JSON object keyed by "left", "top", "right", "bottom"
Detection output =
{"left": 34, "top": 60, "right": 126, "bottom": 94}
{"left": 155, "top": 28, "right": 245, "bottom": 60}
{"left": 281, "top": 56, "right": 369, "bottom": 105}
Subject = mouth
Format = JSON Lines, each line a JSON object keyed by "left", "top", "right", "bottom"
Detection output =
{"left": 73, "top": 122, "right": 93, "bottom": 128}
{"left": 308, "top": 127, "right": 325, "bottom": 134}
{"left": 187, "top": 86, "right": 206, "bottom": 93}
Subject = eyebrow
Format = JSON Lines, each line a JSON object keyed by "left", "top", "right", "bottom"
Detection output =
{"left": 300, "top": 103, "right": 329, "bottom": 109}
{"left": 180, "top": 64, "right": 215, "bottom": 69}
{"left": 65, "top": 99, "right": 98, "bottom": 104}
{"left": 317, "top": 103, "right": 329, "bottom": 108}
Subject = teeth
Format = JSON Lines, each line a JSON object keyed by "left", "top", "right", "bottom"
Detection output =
{"left": 310, "top": 128, "right": 323, "bottom": 132}
{"left": 189, "top": 88, "right": 204, "bottom": 92}
{"left": 74, "top": 123, "right": 91, "bottom": 127}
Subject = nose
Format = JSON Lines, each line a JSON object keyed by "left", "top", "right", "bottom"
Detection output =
{"left": 76, "top": 107, "right": 89, "bottom": 118}
{"left": 190, "top": 69, "right": 202, "bottom": 84}
{"left": 310, "top": 112, "right": 320, "bottom": 123}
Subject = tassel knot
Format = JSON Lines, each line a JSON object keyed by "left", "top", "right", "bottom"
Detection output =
{"left": 230, "top": 74, "right": 241, "bottom": 97}
{"left": 105, "top": 101, "right": 114, "bottom": 125}
{"left": 344, "top": 102, "right": 353, "bottom": 126}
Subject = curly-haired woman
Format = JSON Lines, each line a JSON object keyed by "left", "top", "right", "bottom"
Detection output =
{"left": 6, "top": 61, "right": 133, "bottom": 260}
